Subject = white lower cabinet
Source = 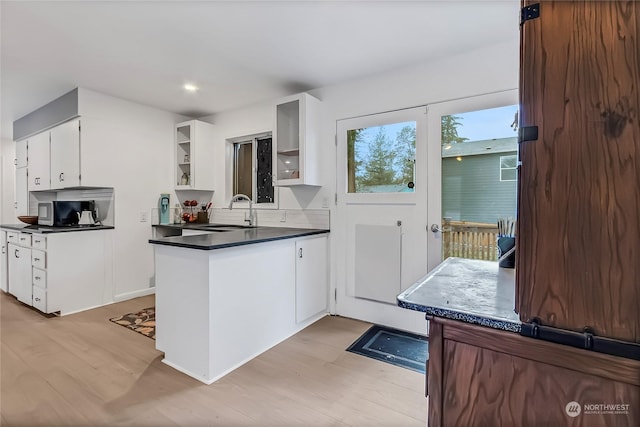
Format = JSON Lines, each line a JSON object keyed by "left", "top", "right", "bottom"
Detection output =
{"left": 295, "top": 236, "right": 328, "bottom": 323}
{"left": 5, "top": 230, "right": 114, "bottom": 315}
{"left": 1, "top": 231, "right": 7, "bottom": 293}
{"left": 8, "top": 242, "right": 32, "bottom": 305}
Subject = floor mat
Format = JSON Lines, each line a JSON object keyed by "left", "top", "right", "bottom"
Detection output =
{"left": 346, "top": 324, "right": 428, "bottom": 373}
{"left": 109, "top": 307, "right": 155, "bottom": 340}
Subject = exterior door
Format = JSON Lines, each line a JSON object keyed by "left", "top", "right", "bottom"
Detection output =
{"left": 334, "top": 107, "right": 428, "bottom": 334}
{"left": 427, "top": 90, "right": 519, "bottom": 267}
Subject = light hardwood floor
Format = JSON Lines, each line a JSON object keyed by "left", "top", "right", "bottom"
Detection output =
{"left": 0, "top": 292, "right": 427, "bottom": 426}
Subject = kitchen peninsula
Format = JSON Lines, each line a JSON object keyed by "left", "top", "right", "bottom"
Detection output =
{"left": 149, "top": 226, "right": 329, "bottom": 384}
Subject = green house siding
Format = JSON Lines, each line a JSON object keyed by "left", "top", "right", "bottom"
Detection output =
{"left": 442, "top": 151, "right": 517, "bottom": 224}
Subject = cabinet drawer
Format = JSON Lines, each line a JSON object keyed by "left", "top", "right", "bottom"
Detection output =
{"left": 31, "top": 249, "right": 46, "bottom": 269}
{"left": 6, "top": 232, "right": 18, "bottom": 243}
{"left": 32, "top": 267, "right": 47, "bottom": 289}
{"left": 31, "top": 234, "right": 46, "bottom": 250}
{"left": 32, "top": 285, "right": 47, "bottom": 313}
{"left": 18, "top": 233, "right": 31, "bottom": 247}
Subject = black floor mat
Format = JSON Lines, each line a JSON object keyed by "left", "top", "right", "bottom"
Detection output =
{"left": 346, "top": 324, "right": 428, "bottom": 373}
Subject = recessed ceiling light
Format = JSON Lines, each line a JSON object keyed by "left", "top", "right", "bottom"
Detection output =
{"left": 183, "top": 83, "right": 198, "bottom": 92}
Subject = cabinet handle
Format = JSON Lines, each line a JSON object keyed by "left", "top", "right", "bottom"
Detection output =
{"left": 34, "top": 297, "right": 41, "bottom": 302}
{"left": 59, "top": 172, "right": 64, "bottom": 182}
{"left": 34, "top": 239, "right": 40, "bottom": 244}
{"left": 14, "top": 249, "right": 19, "bottom": 258}
{"left": 34, "top": 257, "right": 40, "bottom": 262}
{"left": 298, "top": 248, "right": 303, "bottom": 258}
{"left": 14, "top": 158, "right": 17, "bottom": 165}
{"left": 35, "top": 276, "right": 41, "bottom": 280}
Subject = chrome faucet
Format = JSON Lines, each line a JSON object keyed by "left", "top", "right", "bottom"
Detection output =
{"left": 229, "top": 194, "right": 256, "bottom": 226}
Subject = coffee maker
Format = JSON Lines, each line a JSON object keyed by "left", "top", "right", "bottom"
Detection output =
{"left": 158, "top": 193, "right": 170, "bottom": 224}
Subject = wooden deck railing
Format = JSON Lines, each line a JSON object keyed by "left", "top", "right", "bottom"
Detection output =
{"left": 441, "top": 219, "right": 499, "bottom": 261}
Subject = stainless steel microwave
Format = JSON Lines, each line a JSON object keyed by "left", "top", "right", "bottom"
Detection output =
{"left": 37, "top": 201, "right": 95, "bottom": 226}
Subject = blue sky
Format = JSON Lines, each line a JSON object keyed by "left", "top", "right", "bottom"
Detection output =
{"left": 454, "top": 105, "right": 519, "bottom": 141}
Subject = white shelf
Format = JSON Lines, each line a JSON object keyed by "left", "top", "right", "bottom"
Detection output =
{"left": 277, "top": 148, "right": 300, "bottom": 156}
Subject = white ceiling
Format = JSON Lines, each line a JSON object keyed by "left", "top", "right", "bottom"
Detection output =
{"left": 0, "top": 0, "right": 519, "bottom": 140}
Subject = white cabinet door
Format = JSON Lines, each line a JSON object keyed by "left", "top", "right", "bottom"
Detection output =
{"left": 27, "top": 131, "right": 50, "bottom": 191}
{"left": 0, "top": 231, "right": 7, "bottom": 293}
{"left": 15, "top": 139, "right": 28, "bottom": 168}
{"left": 50, "top": 119, "right": 81, "bottom": 189}
{"left": 175, "top": 120, "right": 215, "bottom": 190}
{"left": 295, "top": 236, "right": 328, "bottom": 323}
{"left": 8, "top": 243, "right": 32, "bottom": 304}
{"left": 15, "top": 167, "right": 28, "bottom": 216}
{"left": 274, "top": 93, "right": 321, "bottom": 187}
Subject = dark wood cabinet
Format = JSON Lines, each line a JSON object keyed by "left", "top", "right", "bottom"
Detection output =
{"left": 427, "top": 318, "right": 640, "bottom": 427}
{"left": 516, "top": 0, "right": 640, "bottom": 342}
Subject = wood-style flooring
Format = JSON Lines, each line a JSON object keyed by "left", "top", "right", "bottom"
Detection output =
{"left": 0, "top": 292, "right": 427, "bottom": 426}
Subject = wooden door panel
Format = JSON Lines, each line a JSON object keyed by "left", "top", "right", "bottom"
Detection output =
{"left": 517, "top": 0, "right": 640, "bottom": 342}
{"left": 442, "top": 340, "right": 639, "bottom": 427}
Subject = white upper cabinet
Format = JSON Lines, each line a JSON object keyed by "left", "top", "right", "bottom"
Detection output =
{"left": 15, "top": 139, "right": 28, "bottom": 168}
{"left": 14, "top": 139, "right": 28, "bottom": 215}
{"left": 274, "top": 93, "right": 321, "bottom": 187}
{"left": 50, "top": 119, "right": 80, "bottom": 189}
{"left": 175, "top": 120, "right": 215, "bottom": 190}
{"left": 27, "top": 131, "right": 51, "bottom": 191}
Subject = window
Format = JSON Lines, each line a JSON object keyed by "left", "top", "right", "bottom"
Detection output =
{"left": 228, "top": 132, "right": 275, "bottom": 205}
{"left": 500, "top": 154, "right": 517, "bottom": 181}
{"left": 347, "top": 121, "right": 416, "bottom": 193}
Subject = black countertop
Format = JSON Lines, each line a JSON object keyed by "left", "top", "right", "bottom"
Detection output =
{"left": 1, "top": 224, "right": 115, "bottom": 233}
{"left": 149, "top": 226, "right": 329, "bottom": 250}
{"left": 397, "top": 257, "right": 521, "bottom": 332}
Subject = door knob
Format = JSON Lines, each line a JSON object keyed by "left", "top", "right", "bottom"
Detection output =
{"left": 430, "top": 224, "right": 441, "bottom": 233}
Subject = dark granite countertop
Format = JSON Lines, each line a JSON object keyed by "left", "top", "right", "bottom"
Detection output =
{"left": 1, "top": 224, "right": 115, "bottom": 233}
{"left": 397, "top": 257, "right": 521, "bottom": 332}
{"left": 149, "top": 226, "right": 329, "bottom": 250}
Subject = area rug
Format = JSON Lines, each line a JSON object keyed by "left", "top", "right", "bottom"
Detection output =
{"left": 109, "top": 307, "right": 156, "bottom": 340}
{"left": 346, "top": 325, "right": 428, "bottom": 373}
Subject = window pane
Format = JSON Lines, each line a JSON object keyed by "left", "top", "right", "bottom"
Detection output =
{"left": 500, "top": 155, "right": 517, "bottom": 168}
{"left": 347, "top": 121, "right": 416, "bottom": 193}
{"left": 234, "top": 142, "right": 253, "bottom": 198}
{"left": 256, "top": 137, "right": 274, "bottom": 204}
{"left": 441, "top": 104, "right": 518, "bottom": 262}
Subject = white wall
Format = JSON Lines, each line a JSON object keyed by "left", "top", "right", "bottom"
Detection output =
{"left": 1, "top": 137, "right": 14, "bottom": 224}
{"left": 76, "top": 88, "right": 187, "bottom": 300}
{"left": 206, "top": 39, "right": 518, "bottom": 210}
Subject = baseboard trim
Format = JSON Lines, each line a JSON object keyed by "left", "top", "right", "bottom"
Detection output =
{"left": 114, "top": 287, "right": 156, "bottom": 302}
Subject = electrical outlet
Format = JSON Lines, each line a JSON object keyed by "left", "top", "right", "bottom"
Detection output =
{"left": 322, "top": 197, "right": 330, "bottom": 208}
{"left": 140, "top": 211, "right": 148, "bottom": 222}
{"left": 280, "top": 211, "right": 287, "bottom": 222}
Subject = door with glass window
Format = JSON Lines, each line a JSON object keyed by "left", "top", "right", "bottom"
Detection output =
{"left": 426, "top": 90, "right": 519, "bottom": 268}
{"left": 334, "top": 93, "right": 519, "bottom": 332}
{"left": 335, "top": 107, "right": 428, "bottom": 332}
